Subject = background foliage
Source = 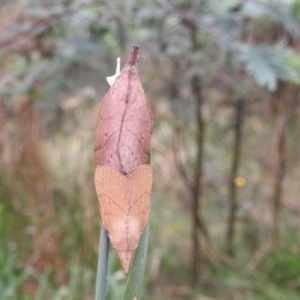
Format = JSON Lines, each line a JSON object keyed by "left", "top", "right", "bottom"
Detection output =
{"left": 1, "top": 0, "right": 300, "bottom": 299}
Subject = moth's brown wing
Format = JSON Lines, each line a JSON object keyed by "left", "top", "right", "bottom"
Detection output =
{"left": 94, "top": 64, "right": 152, "bottom": 174}
{"left": 94, "top": 80, "right": 127, "bottom": 170}
{"left": 117, "top": 164, "right": 152, "bottom": 273}
{"left": 94, "top": 165, "right": 142, "bottom": 274}
{"left": 128, "top": 164, "right": 152, "bottom": 230}
{"left": 94, "top": 165, "right": 128, "bottom": 231}
{"left": 95, "top": 165, "right": 133, "bottom": 273}
{"left": 94, "top": 165, "right": 152, "bottom": 274}
{"left": 116, "top": 76, "right": 153, "bottom": 173}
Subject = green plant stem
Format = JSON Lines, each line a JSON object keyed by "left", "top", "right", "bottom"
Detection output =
{"left": 121, "top": 216, "right": 150, "bottom": 300}
{"left": 95, "top": 222, "right": 109, "bottom": 300}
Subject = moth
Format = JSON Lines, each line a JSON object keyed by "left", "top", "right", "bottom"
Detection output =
{"left": 94, "top": 45, "right": 153, "bottom": 274}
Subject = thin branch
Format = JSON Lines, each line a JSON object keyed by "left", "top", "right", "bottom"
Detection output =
{"left": 171, "top": 127, "right": 191, "bottom": 187}
{"left": 225, "top": 100, "right": 245, "bottom": 256}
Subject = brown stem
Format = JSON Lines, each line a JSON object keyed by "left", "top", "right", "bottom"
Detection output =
{"left": 271, "top": 86, "right": 288, "bottom": 247}
{"left": 128, "top": 45, "right": 139, "bottom": 66}
{"left": 182, "top": 17, "right": 211, "bottom": 284}
{"left": 190, "top": 74, "right": 210, "bottom": 284}
{"left": 171, "top": 127, "right": 191, "bottom": 188}
{"left": 226, "top": 100, "right": 245, "bottom": 256}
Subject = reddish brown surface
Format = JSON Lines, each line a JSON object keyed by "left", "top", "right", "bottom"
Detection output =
{"left": 94, "top": 164, "right": 152, "bottom": 274}
{"left": 94, "top": 45, "right": 153, "bottom": 273}
{"left": 94, "top": 45, "right": 152, "bottom": 174}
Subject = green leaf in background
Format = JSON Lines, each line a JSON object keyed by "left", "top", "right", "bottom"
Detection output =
{"left": 242, "top": 43, "right": 300, "bottom": 91}
{"left": 242, "top": 1, "right": 299, "bottom": 36}
{"left": 283, "top": 49, "right": 300, "bottom": 85}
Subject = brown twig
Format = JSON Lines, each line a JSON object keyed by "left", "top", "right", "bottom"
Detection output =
{"left": 128, "top": 45, "right": 139, "bottom": 66}
{"left": 225, "top": 100, "right": 245, "bottom": 256}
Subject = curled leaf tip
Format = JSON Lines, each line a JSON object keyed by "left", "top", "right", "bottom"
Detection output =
{"left": 128, "top": 45, "right": 139, "bottom": 66}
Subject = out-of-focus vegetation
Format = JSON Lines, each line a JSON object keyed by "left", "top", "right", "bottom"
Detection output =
{"left": 1, "top": 0, "right": 300, "bottom": 299}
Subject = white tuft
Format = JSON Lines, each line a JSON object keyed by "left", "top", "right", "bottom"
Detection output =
{"left": 106, "top": 57, "right": 121, "bottom": 86}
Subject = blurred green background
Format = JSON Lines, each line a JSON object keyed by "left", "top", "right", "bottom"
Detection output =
{"left": 1, "top": 0, "right": 300, "bottom": 299}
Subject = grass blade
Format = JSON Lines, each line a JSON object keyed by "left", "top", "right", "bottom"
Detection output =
{"left": 121, "top": 216, "right": 150, "bottom": 300}
{"left": 95, "top": 223, "right": 109, "bottom": 300}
